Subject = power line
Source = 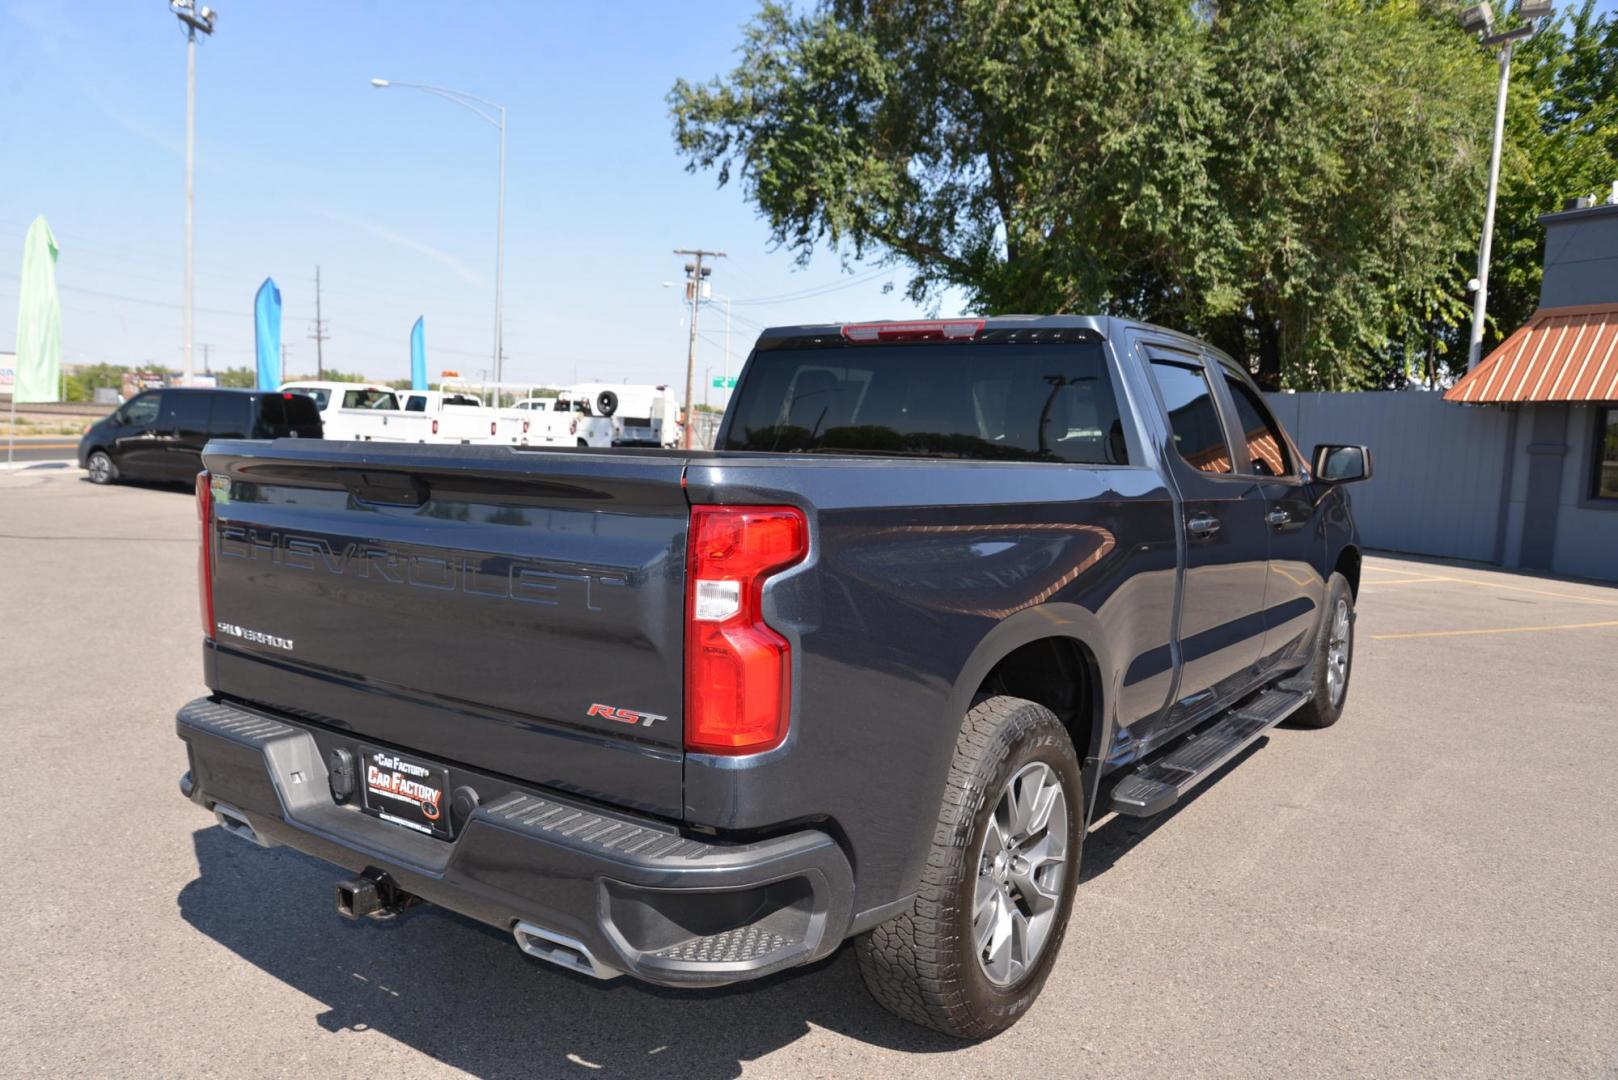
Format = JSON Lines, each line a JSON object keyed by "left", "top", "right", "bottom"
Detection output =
{"left": 729, "top": 266, "right": 893, "bottom": 306}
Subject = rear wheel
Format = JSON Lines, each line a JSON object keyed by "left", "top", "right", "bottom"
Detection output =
{"left": 856, "top": 695, "right": 1082, "bottom": 1039}
{"left": 86, "top": 450, "right": 117, "bottom": 485}
{"left": 1290, "top": 571, "right": 1354, "bottom": 729}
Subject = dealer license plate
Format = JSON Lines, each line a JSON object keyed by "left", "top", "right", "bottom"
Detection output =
{"left": 359, "top": 746, "right": 452, "bottom": 839}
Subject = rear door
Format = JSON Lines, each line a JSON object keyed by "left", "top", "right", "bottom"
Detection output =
{"left": 203, "top": 445, "right": 692, "bottom": 817}
{"left": 1141, "top": 348, "right": 1271, "bottom": 739}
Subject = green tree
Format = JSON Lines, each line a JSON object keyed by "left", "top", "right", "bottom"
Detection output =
{"left": 671, "top": 0, "right": 1502, "bottom": 389}
{"left": 214, "top": 366, "right": 256, "bottom": 388}
{"left": 1480, "top": 2, "right": 1618, "bottom": 357}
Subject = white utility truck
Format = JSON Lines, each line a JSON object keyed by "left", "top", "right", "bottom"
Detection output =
{"left": 280, "top": 381, "right": 406, "bottom": 442}
{"left": 558, "top": 384, "right": 678, "bottom": 447}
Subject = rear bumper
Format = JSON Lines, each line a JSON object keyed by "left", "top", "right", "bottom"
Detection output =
{"left": 176, "top": 696, "right": 854, "bottom": 987}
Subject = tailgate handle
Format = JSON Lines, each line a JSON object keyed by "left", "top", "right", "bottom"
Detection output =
{"left": 344, "top": 471, "right": 429, "bottom": 507}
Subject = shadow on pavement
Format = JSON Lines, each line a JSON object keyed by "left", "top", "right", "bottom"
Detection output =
{"left": 1081, "top": 739, "right": 1266, "bottom": 883}
{"left": 178, "top": 828, "right": 963, "bottom": 1077}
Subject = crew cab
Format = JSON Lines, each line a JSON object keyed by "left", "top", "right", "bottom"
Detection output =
{"left": 176, "top": 316, "right": 1369, "bottom": 1039}
{"left": 280, "top": 381, "right": 403, "bottom": 442}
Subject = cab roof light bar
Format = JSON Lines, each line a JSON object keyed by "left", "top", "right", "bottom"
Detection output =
{"left": 840, "top": 319, "right": 986, "bottom": 343}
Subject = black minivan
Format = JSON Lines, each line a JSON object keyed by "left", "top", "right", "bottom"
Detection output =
{"left": 78, "top": 387, "right": 323, "bottom": 485}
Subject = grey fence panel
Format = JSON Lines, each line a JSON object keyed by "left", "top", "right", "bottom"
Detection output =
{"left": 1265, "top": 392, "right": 1514, "bottom": 564}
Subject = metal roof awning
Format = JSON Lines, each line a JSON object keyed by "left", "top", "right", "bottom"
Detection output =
{"left": 1445, "top": 303, "right": 1618, "bottom": 403}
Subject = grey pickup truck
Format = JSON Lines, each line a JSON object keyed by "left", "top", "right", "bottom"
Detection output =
{"left": 177, "top": 316, "right": 1369, "bottom": 1038}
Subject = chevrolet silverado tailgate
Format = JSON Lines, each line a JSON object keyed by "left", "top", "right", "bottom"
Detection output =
{"left": 200, "top": 441, "right": 690, "bottom": 817}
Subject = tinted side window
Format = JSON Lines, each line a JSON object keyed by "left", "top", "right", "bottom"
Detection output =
{"left": 1220, "top": 371, "right": 1291, "bottom": 477}
{"left": 208, "top": 393, "right": 252, "bottom": 436}
{"left": 1149, "top": 359, "right": 1232, "bottom": 474}
{"left": 166, "top": 391, "right": 213, "bottom": 435}
{"left": 405, "top": 396, "right": 427, "bottom": 412}
{"left": 122, "top": 392, "right": 162, "bottom": 427}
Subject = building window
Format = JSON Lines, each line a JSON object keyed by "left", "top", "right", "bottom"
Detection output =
{"left": 1595, "top": 408, "right": 1618, "bottom": 500}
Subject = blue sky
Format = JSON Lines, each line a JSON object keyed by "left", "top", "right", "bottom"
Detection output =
{"left": 3, "top": 2, "right": 1615, "bottom": 398}
{"left": 0, "top": 1, "right": 947, "bottom": 398}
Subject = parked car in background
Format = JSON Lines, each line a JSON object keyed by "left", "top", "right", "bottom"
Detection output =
{"left": 177, "top": 315, "right": 1370, "bottom": 1038}
{"left": 79, "top": 387, "right": 321, "bottom": 485}
{"left": 281, "top": 381, "right": 403, "bottom": 441}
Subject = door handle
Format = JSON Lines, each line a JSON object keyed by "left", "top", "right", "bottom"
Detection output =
{"left": 1266, "top": 509, "right": 1290, "bottom": 527}
{"left": 1187, "top": 514, "right": 1221, "bottom": 538}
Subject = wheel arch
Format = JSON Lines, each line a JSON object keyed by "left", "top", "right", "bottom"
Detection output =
{"left": 947, "top": 604, "right": 1116, "bottom": 820}
{"left": 1334, "top": 543, "right": 1362, "bottom": 598}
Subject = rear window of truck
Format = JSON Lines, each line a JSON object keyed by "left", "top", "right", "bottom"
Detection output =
{"left": 720, "top": 342, "right": 1128, "bottom": 464}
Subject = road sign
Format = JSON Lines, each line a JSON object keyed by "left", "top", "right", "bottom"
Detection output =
{"left": 712, "top": 375, "right": 737, "bottom": 389}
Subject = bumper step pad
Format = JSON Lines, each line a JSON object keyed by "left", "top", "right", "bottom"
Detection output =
{"left": 1107, "top": 688, "right": 1309, "bottom": 817}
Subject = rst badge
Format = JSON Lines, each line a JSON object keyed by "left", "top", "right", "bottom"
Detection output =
{"left": 587, "top": 703, "right": 668, "bottom": 728}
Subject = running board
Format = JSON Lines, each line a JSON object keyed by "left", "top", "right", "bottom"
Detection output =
{"left": 1107, "top": 688, "right": 1309, "bottom": 817}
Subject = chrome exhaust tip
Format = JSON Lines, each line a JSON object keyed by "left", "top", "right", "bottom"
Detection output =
{"left": 513, "top": 921, "right": 619, "bottom": 980}
{"left": 212, "top": 803, "right": 274, "bottom": 848}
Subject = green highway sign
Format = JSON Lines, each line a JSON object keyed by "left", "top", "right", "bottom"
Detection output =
{"left": 712, "top": 375, "right": 737, "bottom": 388}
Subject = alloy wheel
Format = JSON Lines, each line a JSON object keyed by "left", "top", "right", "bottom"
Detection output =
{"left": 972, "top": 761, "right": 1069, "bottom": 987}
{"left": 1326, "top": 598, "right": 1351, "bottom": 706}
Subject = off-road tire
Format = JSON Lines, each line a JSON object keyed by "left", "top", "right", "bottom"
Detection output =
{"left": 1290, "top": 571, "right": 1355, "bottom": 729}
{"left": 855, "top": 695, "right": 1083, "bottom": 1039}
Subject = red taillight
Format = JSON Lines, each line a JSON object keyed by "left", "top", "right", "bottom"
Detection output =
{"left": 840, "top": 318, "right": 985, "bottom": 343}
{"left": 196, "top": 470, "right": 214, "bottom": 640}
{"left": 490, "top": 421, "right": 497, "bottom": 436}
{"left": 685, "top": 505, "right": 808, "bottom": 755}
{"left": 431, "top": 418, "right": 439, "bottom": 435}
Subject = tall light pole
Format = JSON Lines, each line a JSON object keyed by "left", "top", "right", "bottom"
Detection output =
{"left": 1463, "top": 1, "right": 1551, "bottom": 370}
{"left": 674, "top": 249, "right": 724, "bottom": 448}
{"left": 371, "top": 78, "right": 507, "bottom": 387}
{"left": 172, "top": 2, "right": 216, "bottom": 386}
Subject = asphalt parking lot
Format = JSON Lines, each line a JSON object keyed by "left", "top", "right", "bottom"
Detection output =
{"left": 3, "top": 467, "right": 1615, "bottom": 1079}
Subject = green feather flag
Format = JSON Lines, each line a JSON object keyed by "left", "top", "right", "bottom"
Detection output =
{"left": 14, "top": 216, "right": 62, "bottom": 403}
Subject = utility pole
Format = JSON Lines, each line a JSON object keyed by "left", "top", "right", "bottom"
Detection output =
{"left": 309, "top": 265, "right": 329, "bottom": 381}
{"left": 1468, "top": 39, "right": 1515, "bottom": 370}
{"left": 1461, "top": 2, "right": 1550, "bottom": 370}
{"left": 675, "top": 248, "right": 724, "bottom": 448}
{"left": 171, "top": 2, "right": 217, "bottom": 386}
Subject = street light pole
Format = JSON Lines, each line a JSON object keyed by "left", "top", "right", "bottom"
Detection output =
{"left": 1461, "top": 1, "right": 1550, "bottom": 370}
{"left": 371, "top": 78, "right": 507, "bottom": 386}
{"left": 1468, "top": 40, "right": 1516, "bottom": 371}
{"left": 172, "top": 2, "right": 216, "bottom": 386}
